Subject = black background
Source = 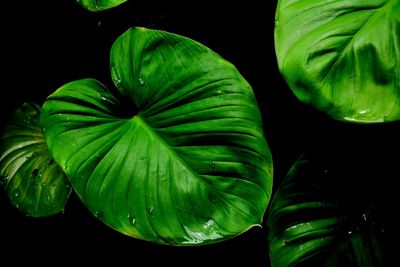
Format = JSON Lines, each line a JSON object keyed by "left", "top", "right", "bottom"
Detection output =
{"left": 1, "top": 1, "right": 398, "bottom": 265}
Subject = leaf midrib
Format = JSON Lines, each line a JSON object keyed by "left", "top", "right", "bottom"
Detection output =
{"left": 321, "top": 0, "right": 396, "bottom": 84}
{"left": 130, "top": 114, "right": 266, "bottom": 223}
{"left": 132, "top": 115, "right": 210, "bottom": 187}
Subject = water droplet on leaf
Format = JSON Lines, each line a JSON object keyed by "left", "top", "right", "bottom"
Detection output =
{"left": 111, "top": 66, "right": 122, "bottom": 87}
{"left": 94, "top": 210, "right": 104, "bottom": 218}
{"left": 128, "top": 214, "right": 136, "bottom": 226}
{"left": 209, "top": 161, "right": 216, "bottom": 169}
{"left": 13, "top": 189, "right": 20, "bottom": 198}
{"left": 362, "top": 213, "right": 367, "bottom": 221}
{"left": 148, "top": 207, "right": 154, "bottom": 216}
{"left": 139, "top": 78, "right": 145, "bottom": 86}
{"left": 24, "top": 117, "right": 31, "bottom": 124}
{"left": 203, "top": 219, "right": 215, "bottom": 229}
{"left": 0, "top": 175, "right": 10, "bottom": 184}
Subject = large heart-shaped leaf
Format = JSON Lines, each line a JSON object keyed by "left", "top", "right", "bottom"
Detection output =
{"left": 75, "top": 0, "right": 128, "bottom": 12}
{"left": 275, "top": 0, "right": 400, "bottom": 123}
{"left": 267, "top": 157, "right": 391, "bottom": 267}
{"left": 0, "top": 103, "right": 71, "bottom": 217}
{"left": 41, "top": 27, "right": 273, "bottom": 245}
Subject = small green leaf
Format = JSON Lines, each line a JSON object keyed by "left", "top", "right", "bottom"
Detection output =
{"left": 41, "top": 27, "right": 273, "bottom": 245}
{"left": 267, "top": 157, "right": 391, "bottom": 267}
{"left": 0, "top": 103, "right": 71, "bottom": 217}
{"left": 275, "top": 0, "right": 400, "bottom": 123}
{"left": 75, "top": 0, "right": 128, "bottom": 12}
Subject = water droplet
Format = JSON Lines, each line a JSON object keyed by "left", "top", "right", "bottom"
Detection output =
{"left": 94, "top": 210, "right": 104, "bottom": 218}
{"left": 13, "top": 189, "right": 20, "bottom": 198}
{"left": 0, "top": 175, "right": 10, "bottom": 184}
{"left": 32, "top": 168, "right": 39, "bottom": 176}
{"left": 42, "top": 182, "right": 46, "bottom": 187}
{"left": 362, "top": 213, "right": 368, "bottom": 222}
{"left": 348, "top": 230, "right": 353, "bottom": 235}
{"left": 51, "top": 182, "right": 57, "bottom": 188}
{"left": 111, "top": 66, "right": 122, "bottom": 87}
{"left": 138, "top": 78, "right": 145, "bottom": 86}
{"left": 203, "top": 219, "right": 215, "bottom": 229}
{"left": 148, "top": 207, "right": 154, "bottom": 216}
{"left": 64, "top": 163, "right": 70, "bottom": 171}
{"left": 51, "top": 204, "right": 56, "bottom": 209}
{"left": 128, "top": 214, "right": 136, "bottom": 226}
{"left": 101, "top": 96, "right": 107, "bottom": 101}
{"left": 97, "top": 20, "right": 102, "bottom": 27}
{"left": 94, "top": 2, "right": 101, "bottom": 11}
{"left": 24, "top": 117, "right": 31, "bottom": 124}
{"left": 274, "top": 18, "right": 279, "bottom": 27}
{"left": 209, "top": 161, "right": 216, "bottom": 169}
{"left": 183, "top": 219, "right": 222, "bottom": 244}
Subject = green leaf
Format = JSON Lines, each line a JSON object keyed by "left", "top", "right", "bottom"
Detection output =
{"left": 41, "top": 27, "right": 273, "bottom": 245}
{"left": 0, "top": 103, "right": 71, "bottom": 217}
{"left": 275, "top": 0, "right": 400, "bottom": 123}
{"left": 75, "top": 0, "right": 128, "bottom": 12}
{"left": 267, "top": 157, "right": 391, "bottom": 267}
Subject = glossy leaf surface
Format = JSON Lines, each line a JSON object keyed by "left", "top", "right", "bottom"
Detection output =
{"left": 41, "top": 27, "right": 273, "bottom": 245}
{"left": 0, "top": 103, "right": 71, "bottom": 217}
{"left": 275, "top": 0, "right": 400, "bottom": 123}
